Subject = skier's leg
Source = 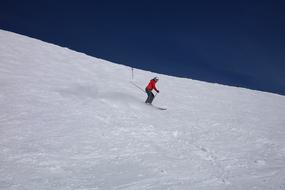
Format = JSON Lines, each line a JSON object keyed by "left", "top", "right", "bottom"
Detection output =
{"left": 145, "top": 95, "right": 150, "bottom": 103}
{"left": 145, "top": 89, "right": 152, "bottom": 103}
{"left": 149, "top": 92, "right": 155, "bottom": 104}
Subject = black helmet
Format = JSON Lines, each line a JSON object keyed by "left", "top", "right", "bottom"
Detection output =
{"left": 153, "top": 77, "right": 159, "bottom": 81}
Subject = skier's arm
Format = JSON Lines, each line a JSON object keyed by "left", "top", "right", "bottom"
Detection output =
{"left": 153, "top": 85, "right": 159, "bottom": 93}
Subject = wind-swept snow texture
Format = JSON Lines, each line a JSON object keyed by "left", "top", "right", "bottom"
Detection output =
{"left": 1, "top": 29, "right": 285, "bottom": 190}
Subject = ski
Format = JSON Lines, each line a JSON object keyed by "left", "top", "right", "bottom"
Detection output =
{"left": 152, "top": 105, "right": 167, "bottom": 110}
{"left": 144, "top": 103, "right": 167, "bottom": 110}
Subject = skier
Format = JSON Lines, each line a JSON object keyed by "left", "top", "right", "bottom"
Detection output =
{"left": 145, "top": 77, "right": 160, "bottom": 104}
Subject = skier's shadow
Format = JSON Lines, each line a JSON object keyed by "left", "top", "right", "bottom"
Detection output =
{"left": 57, "top": 84, "right": 141, "bottom": 103}
{"left": 57, "top": 84, "right": 99, "bottom": 99}
{"left": 100, "top": 91, "right": 141, "bottom": 103}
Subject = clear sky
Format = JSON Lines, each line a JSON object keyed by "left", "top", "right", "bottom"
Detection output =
{"left": 1, "top": 0, "right": 285, "bottom": 95}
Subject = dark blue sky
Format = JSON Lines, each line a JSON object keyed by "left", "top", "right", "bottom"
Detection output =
{"left": 1, "top": 0, "right": 285, "bottom": 95}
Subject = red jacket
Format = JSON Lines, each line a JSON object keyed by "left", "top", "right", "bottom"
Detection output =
{"left": 146, "top": 79, "right": 159, "bottom": 92}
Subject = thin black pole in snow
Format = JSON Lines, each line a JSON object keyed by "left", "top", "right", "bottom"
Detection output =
{"left": 131, "top": 68, "right": 134, "bottom": 80}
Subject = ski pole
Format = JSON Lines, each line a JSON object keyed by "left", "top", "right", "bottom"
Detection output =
{"left": 154, "top": 91, "right": 159, "bottom": 97}
{"left": 130, "top": 81, "right": 145, "bottom": 93}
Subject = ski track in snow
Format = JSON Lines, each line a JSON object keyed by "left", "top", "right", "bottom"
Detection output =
{"left": 1, "top": 29, "right": 285, "bottom": 190}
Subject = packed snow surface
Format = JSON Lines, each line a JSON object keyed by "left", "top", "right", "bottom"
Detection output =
{"left": 1, "top": 30, "right": 285, "bottom": 190}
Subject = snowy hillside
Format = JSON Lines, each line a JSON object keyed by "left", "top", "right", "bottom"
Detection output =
{"left": 1, "top": 29, "right": 285, "bottom": 190}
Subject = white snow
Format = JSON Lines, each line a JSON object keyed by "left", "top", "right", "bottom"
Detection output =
{"left": 1, "top": 29, "right": 285, "bottom": 190}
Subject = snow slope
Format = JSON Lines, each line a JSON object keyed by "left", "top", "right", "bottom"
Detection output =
{"left": 1, "top": 29, "right": 285, "bottom": 190}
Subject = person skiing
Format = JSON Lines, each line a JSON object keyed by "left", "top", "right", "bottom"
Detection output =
{"left": 145, "top": 77, "right": 160, "bottom": 104}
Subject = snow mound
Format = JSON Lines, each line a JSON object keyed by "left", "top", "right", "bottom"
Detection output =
{"left": 1, "top": 29, "right": 285, "bottom": 190}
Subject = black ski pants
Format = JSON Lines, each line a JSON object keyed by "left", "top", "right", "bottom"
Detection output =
{"left": 145, "top": 88, "right": 154, "bottom": 104}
